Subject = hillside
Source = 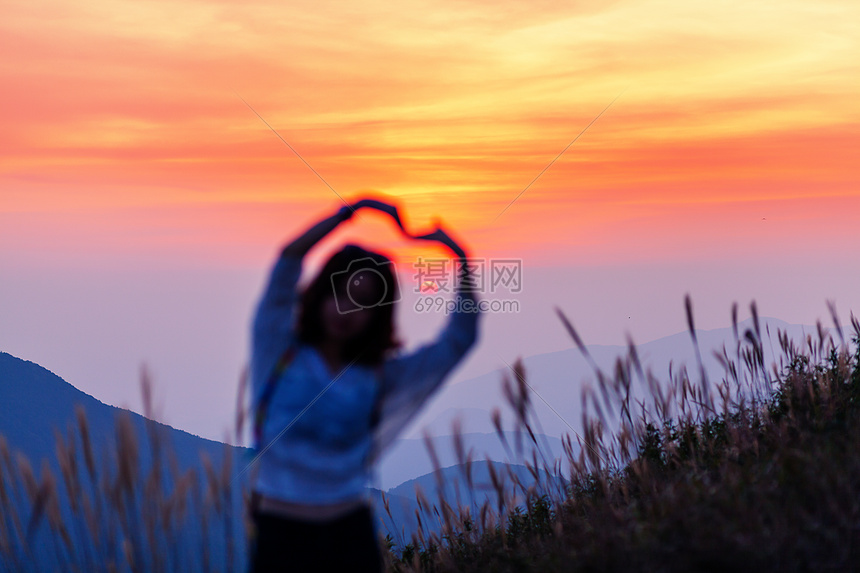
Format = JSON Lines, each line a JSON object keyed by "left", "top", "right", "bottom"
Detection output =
{"left": 384, "top": 315, "right": 860, "bottom": 572}
{"left": 0, "top": 351, "right": 240, "bottom": 472}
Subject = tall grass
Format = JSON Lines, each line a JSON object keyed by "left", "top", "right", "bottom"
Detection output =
{"left": 384, "top": 300, "right": 860, "bottom": 572}
{"left": 3, "top": 300, "right": 859, "bottom": 572}
{"left": 0, "top": 368, "right": 248, "bottom": 572}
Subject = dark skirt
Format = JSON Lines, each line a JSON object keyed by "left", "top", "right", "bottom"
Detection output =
{"left": 248, "top": 503, "right": 384, "bottom": 573}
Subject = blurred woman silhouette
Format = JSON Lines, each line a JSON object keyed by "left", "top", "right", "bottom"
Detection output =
{"left": 247, "top": 198, "right": 482, "bottom": 572}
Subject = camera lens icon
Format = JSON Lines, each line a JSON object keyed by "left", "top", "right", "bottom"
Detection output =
{"left": 330, "top": 258, "right": 400, "bottom": 314}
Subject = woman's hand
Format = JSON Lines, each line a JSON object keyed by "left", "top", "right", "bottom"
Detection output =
{"left": 347, "top": 198, "right": 402, "bottom": 225}
{"left": 350, "top": 198, "right": 467, "bottom": 260}
{"left": 412, "top": 226, "right": 467, "bottom": 261}
{"left": 283, "top": 195, "right": 467, "bottom": 262}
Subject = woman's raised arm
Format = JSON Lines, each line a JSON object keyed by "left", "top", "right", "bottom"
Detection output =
{"left": 369, "top": 245, "right": 482, "bottom": 461}
{"left": 251, "top": 202, "right": 357, "bottom": 396}
{"left": 281, "top": 203, "right": 356, "bottom": 259}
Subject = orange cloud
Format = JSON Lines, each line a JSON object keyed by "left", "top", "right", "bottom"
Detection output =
{"left": 2, "top": 0, "right": 858, "bottom": 271}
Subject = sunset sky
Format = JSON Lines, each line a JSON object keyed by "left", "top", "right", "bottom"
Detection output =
{"left": 2, "top": 0, "right": 858, "bottom": 440}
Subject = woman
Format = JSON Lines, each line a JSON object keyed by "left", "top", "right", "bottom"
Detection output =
{"left": 248, "top": 198, "right": 482, "bottom": 572}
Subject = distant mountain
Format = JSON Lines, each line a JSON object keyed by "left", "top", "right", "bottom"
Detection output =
{"left": 0, "top": 351, "right": 240, "bottom": 472}
{"left": 404, "top": 317, "right": 830, "bottom": 441}
{"left": 378, "top": 431, "right": 568, "bottom": 490}
{"left": 0, "top": 351, "right": 252, "bottom": 570}
{"left": 389, "top": 461, "right": 558, "bottom": 505}
{"left": 382, "top": 461, "right": 562, "bottom": 545}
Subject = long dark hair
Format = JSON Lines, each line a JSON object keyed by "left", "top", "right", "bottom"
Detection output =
{"left": 296, "top": 244, "right": 402, "bottom": 366}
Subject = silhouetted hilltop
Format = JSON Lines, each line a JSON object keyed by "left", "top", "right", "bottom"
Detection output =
{"left": 0, "top": 351, "right": 241, "bottom": 471}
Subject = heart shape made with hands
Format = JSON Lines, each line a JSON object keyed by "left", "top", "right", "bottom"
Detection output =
{"left": 347, "top": 199, "right": 467, "bottom": 261}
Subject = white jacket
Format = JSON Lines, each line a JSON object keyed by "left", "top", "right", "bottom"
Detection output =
{"left": 250, "top": 252, "right": 481, "bottom": 504}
